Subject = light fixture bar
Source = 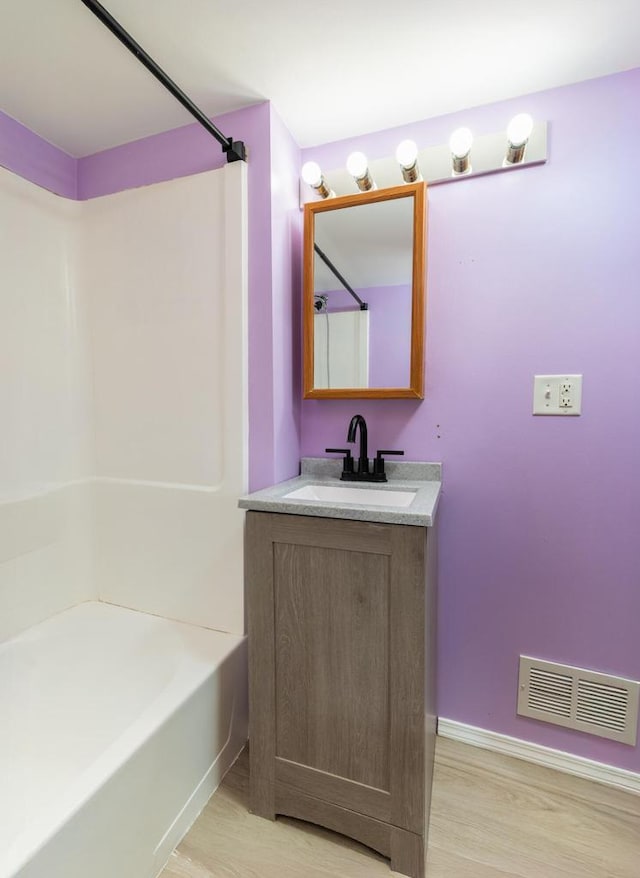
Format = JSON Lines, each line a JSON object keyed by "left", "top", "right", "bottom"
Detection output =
{"left": 299, "top": 122, "right": 547, "bottom": 207}
{"left": 80, "top": 0, "right": 247, "bottom": 162}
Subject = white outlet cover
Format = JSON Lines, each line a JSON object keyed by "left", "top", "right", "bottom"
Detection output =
{"left": 533, "top": 374, "right": 582, "bottom": 416}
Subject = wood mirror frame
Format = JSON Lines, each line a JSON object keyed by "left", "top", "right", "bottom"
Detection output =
{"left": 303, "top": 181, "right": 427, "bottom": 399}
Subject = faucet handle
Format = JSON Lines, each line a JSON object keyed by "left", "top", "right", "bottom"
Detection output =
{"left": 373, "top": 449, "right": 404, "bottom": 479}
{"left": 325, "top": 448, "right": 354, "bottom": 475}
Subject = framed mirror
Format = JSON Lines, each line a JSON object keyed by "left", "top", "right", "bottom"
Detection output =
{"left": 303, "top": 181, "right": 426, "bottom": 399}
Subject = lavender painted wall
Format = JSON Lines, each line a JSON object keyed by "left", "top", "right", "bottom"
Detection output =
{"left": 269, "top": 106, "right": 303, "bottom": 484}
{"left": 76, "top": 104, "right": 266, "bottom": 199}
{"left": 0, "top": 110, "right": 76, "bottom": 198}
{"left": 368, "top": 285, "right": 411, "bottom": 387}
{"left": 301, "top": 69, "right": 640, "bottom": 772}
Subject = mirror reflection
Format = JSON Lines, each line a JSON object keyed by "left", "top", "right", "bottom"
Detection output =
{"left": 303, "top": 182, "right": 426, "bottom": 399}
{"left": 313, "top": 197, "right": 414, "bottom": 389}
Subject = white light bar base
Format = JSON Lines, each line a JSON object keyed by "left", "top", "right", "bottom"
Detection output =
{"left": 300, "top": 122, "right": 548, "bottom": 206}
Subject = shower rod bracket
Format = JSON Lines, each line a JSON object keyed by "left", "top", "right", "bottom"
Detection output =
{"left": 313, "top": 244, "right": 368, "bottom": 311}
{"left": 80, "top": 0, "right": 247, "bottom": 164}
{"left": 224, "top": 139, "right": 248, "bottom": 163}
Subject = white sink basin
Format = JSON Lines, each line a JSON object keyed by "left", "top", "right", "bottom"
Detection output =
{"left": 283, "top": 484, "right": 417, "bottom": 508}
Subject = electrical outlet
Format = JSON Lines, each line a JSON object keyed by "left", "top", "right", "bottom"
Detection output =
{"left": 559, "top": 380, "right": 574, "bottom": 408}
{"left": 533, "top": 374, "right": 582, "bottom": 415}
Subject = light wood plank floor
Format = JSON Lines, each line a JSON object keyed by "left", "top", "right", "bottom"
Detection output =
{"left": 161, "top": 738, "right": 640, "bottom": 878}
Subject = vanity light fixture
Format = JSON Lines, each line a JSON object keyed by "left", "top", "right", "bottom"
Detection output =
{"left": 449, "top": 127, "right": 473, "bottom": 175}
{"left": 301, "top": 161, "right": 334, "bottom": 199}
{"left": 298, "top": 117, "right": 547, "bottom": 208}
{"left": 346, "top": 151, "right": 376, "bottom": 191}
{"left": 395, "top": 139, "right": 421, "bottom": 183}
{"left": 505, "top": 113, "right": 534, "bottom": 165}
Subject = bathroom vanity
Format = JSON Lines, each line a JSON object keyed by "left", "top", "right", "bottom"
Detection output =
{"left": 239, "top": 458, "right": 440, "bottom": 878}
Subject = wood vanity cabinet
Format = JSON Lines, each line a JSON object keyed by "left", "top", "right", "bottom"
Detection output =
{"left": 246, "top": 511, "right": 437, "bottom": 878}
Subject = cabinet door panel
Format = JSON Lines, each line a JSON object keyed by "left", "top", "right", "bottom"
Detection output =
{"left": 274, "top": 542, "right": 390, "bottom": 791}
{"left": 248, "top": 509, "right": 433, "bottom": 855}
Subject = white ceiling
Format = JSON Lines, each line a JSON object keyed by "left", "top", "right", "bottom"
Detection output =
{"left": 315, "top": 197, "right": 414, "bottom": 291}
{"left": 1, "top": 0, "right": 639, "bottom": 157}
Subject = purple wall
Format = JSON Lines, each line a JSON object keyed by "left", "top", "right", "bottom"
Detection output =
{"left": 0, "top": 110, "right": 76, "bottom": 198}
{"left": 269, "top": 106, "right": 303, "bottom": 484}
{"left": 301, "top": 69, "right": 640, "bottom": 772}
{"left": 367, "top": 285, "right": 411, "bottom": 387}
{"left": 76, "top": 104, "right": 266, "bottom": 199}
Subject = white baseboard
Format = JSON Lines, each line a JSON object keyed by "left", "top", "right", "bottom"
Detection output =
{"left": 437, "top": 718, "right": 640, "bottom": 796}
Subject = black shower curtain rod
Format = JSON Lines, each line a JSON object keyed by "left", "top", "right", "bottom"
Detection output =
{"left": 80, "top": 0, "right": 247, "bottom": 163}
{"left": 314, "top": 244, "right": 368, "bottom": 311}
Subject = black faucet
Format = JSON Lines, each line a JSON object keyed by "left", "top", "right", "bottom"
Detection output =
{"left": 325, "top": 415, "right": 404, "bottom": 482}
{"left": 347, "top": 414, "right": 369, "bottom": 476}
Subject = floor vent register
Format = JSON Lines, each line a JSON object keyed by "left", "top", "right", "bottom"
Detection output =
{"left": 517, "top": 656, "right": 639, "bottom": 745}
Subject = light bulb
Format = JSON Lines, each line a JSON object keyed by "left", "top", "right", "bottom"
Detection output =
{"left": 395, "top": 139, "right": 418, "bottom": 169}
{"left": 507, "top": 114, "right": 533, "bottom": 147}
{"left": 301, "top": 161, "right": 323, "bottom": 188}
{"left": 449, "top": 127, "right": 473, "bottom": 158}
{"left": 346, "top": 151, "right": 369, "bottom": 179}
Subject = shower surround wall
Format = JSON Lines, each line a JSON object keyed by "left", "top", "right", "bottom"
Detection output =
{"left": 0, "top": 168, "right": 91, "bottom": 642}
{"left": 81, "top": 168, "right": 247, "bottom": 632}
{"left": 300, "top": 68, "right": 640, "bottom": 774}
{"left": 76, "top": 102, "right": 302, "bottom": 491}
{"left": 0, "top": 161, "right": 248, "bottom": 639}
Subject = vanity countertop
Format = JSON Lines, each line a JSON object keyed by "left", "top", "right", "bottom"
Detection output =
{"left": 238, "top": 458, "right": 442, "bottom": 527}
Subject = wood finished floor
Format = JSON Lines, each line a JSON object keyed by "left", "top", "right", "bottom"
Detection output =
{"left": 160, "top": 737, "right": 640, "bottom": 878}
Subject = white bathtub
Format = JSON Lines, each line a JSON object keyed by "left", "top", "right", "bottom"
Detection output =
{"left": 0, "top": 601, "right": 248, "bottom": 878}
